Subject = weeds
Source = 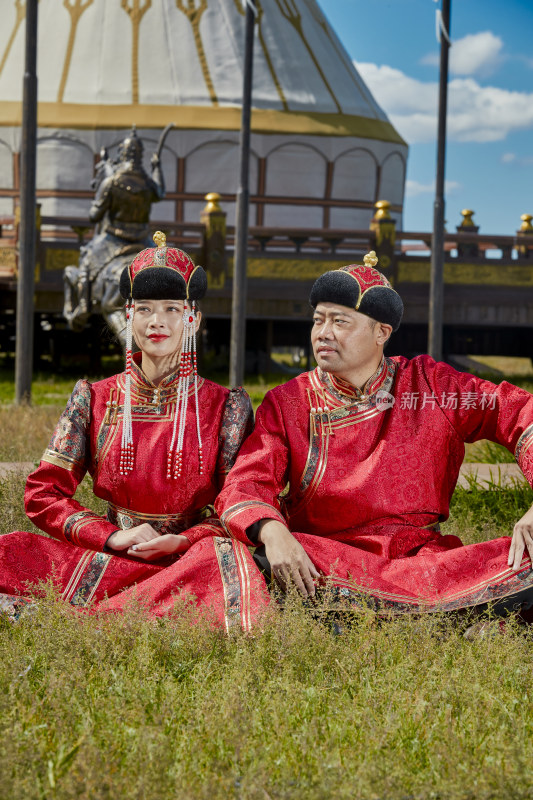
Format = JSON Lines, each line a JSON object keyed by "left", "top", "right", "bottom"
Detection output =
{"left": 1, "top": 365, "right": 532, "bottom": 798}
{"left": 0, "top": 581, "right": 532, "bottom": 799}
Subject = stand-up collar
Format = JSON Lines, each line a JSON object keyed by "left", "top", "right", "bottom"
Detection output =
{"left": 127, "top": 351, "right": 197, "bottom": 404}
{"left": 320, "top": 356, "right": 392, "bottom": 402}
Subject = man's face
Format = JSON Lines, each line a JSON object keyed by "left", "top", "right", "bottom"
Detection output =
{"left": 311, "top": 302, "right": 388, "bottom": 381}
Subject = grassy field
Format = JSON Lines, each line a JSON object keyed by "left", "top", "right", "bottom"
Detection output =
{"left": 1, "top": 475, "right": 533, "bottom": 800}
{"left": 1, "top": 359, "right": 533, "bottom": 798}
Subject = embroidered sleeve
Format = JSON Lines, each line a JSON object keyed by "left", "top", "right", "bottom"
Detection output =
{"left": 515, "top": 424, "right": 533, "bottom": 483}
{"left": 25, "top": 381, "right": 118, "bottom": 552}
{"left": 42, "top": 379, "right": 91, "bottom": 479}
{"left": 216, "top": 387, "right": 254, "bottom": 483}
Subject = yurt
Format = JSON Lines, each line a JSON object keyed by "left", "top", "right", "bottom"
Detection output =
{"left": 0, "top": 0, "right": 407, "bottom": 231}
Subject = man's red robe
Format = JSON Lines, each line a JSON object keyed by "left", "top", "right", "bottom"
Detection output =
{"left": 216, "top": 356, "right": 533, "bottom": 615}
{"left": 0, "top": 355, "right": 267, "bottom": 630}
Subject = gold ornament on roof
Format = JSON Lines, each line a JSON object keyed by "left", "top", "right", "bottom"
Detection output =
{"left": 460, "top": 209, "right": 475, "bottom": 228}
{"left": 363, "top": 250, "right": 378, "bottom": 268}
{"left": 153, "top": 231, "right": 167, "bottom": 248}
{"left": 520, "top": 213, "right": 533, "bottom": 232}
{"left": 373, "top": 200, "right": 391, "bottom": 221}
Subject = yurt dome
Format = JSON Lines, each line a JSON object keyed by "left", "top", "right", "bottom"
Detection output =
{"left": 0, "top": 0, "right": 407, "bottom": 229}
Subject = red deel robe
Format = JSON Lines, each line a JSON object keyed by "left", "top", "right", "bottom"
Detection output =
{"left": 0, "top": 355, "right": 267, "bottom": 630}
{"left": 216, "top": 356, "right": 533, "bottom": 615}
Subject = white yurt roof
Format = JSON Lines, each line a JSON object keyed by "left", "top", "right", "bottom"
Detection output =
{"left": 0, "top": 0, "right": 404, "bottom": 144}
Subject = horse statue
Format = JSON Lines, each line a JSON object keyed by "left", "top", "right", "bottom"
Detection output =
{"left": 63, "top": 124, "right": 172, "bottom": 346}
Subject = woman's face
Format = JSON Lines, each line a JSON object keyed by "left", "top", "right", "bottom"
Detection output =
{"left": 132, "top": 299, "right": 187, "bottom": 361}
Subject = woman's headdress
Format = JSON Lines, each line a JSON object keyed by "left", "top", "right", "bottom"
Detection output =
{"left": 118, "top": 231, "right": 207, "bottom": 478}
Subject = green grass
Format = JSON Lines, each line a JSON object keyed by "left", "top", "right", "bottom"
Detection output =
{"left": 1, "top": 436, "right": 533, "bottom": 797}
{"left": 1, "top": 550, "right": 532, "bottom": 799}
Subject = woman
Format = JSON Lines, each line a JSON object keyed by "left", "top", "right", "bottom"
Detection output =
{"left": 0, "top": 233, "right": 267, "bottom": 631}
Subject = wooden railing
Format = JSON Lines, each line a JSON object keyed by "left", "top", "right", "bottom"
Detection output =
{"left": 1, "top": 215, "right": 533, "bottom": 282}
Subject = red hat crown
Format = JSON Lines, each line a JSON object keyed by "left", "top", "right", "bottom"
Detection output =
{"left": 129, "top": 237, "right": 196, "bottom": 285}
{"left": 120, "top": 231, "right": 207, "bottom": 301}
{"left": 338, "top": 260, "right": 393, "bottom": 306}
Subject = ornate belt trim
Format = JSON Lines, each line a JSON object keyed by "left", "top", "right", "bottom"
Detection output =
{"left": 107, "top": 502, "right": 215, "bottom": 535}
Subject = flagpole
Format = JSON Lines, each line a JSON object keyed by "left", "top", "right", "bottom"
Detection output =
{"left": 229, "top": 1, "right": 256, "bottom": 388}
{"left": 15, "top": 0, "right": 39, "bottom": 404}
{"left": 428, "top": 0, "right": 451, "bottom": 361}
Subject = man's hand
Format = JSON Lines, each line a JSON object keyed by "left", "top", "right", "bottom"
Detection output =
{"left": 258, "top": 519, "right": 320, "bottom": 597}
{"left": 508, "top": 505, "right": 533, "bottom": 571}
{"left": 106, "top": 523, "right": 161, "bottom": 552}
{"left": 127, "top": 534, "right": 191, "bottom": 561}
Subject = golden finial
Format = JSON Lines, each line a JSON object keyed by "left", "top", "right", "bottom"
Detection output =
{"left": 153, "top": 230, "right": 166, "bottom": 248}
{"left": 203, "top": 192, "right": 223, "bottom": 214}
{"left": 459, "top": 209, "right": 475, "bottom": 228}
{"left": 373, "top": 200, "right": 391, "bottom": 221}
{"left": 363, "top": 250, "right": 378, "bottom": 268}
{"left": 520, "top": 213, "right": 533, "bottom": 232}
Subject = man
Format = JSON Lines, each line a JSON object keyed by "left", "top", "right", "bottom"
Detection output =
{"left": 216, "top": 253, "right": 533, "bottom": 620}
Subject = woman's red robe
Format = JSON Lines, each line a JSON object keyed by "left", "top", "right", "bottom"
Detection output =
{"left": 216, "top": 356, "right": 533, "bottom": 616}
{"left": 0, "top": 356, "right": 267, "bottom": 629}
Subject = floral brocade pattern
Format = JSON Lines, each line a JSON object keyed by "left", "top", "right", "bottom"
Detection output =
{"left": 69, "top": 553, "right": 112, "bottom": 607}
{"left": 63, "top": 511, "right": 105, "bottom": 545}
{"left": 0, "top": 592, "right": 37, "bottom": 623}
{"left": 217, "top": 388, "right": 254, "bottom": 477}
{"left": 213, "top": 537, "right": 243, "bottom": 630}
{"left": 515, "top": 423, "right": 533, "bottom": 467}
{"left": 43, "top": 380, "right": 91, "bottom": 475}
{"left": 328, "top": 565, "right": 533, "bottom": 616}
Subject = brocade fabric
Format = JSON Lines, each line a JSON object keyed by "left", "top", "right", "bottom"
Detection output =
{"left": 217, "top": 355, "right": 533, "bottom": 615}
{"left": 0, "top": 357, "right": 268, "bottom": 630}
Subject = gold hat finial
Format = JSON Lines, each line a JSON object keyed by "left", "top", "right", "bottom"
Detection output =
{"left": 363, "top": 250, "right": 378, "bottom": 268}
{"left": 153, "top": 230, "right": 167, "bottom": 248}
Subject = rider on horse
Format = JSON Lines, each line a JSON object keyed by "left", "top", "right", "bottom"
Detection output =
{"left": 63, "top": 126, "right": 165, "bottom": 344}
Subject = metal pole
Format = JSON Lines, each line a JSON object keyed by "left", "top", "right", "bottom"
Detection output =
{"left": 428, "top": 0, "right": 451, "bottom": 361}
{"left": 15, "top": 0, "right": 38, "bottom": 404}
{"left": 229, "top": 2, "right": 255, "bottom": 388}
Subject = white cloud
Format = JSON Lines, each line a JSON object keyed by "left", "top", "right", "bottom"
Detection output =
{"left": 421, "top": 31, "right": 504, "bottom": 77}
{"left": 501, "top": 152, "right": 533, "bottom": 167}
{"left": 356, "top": 61, "right": 533, "bottom": 144}
{"left": 406, "top": 179, "right": 460, "bottom": 198}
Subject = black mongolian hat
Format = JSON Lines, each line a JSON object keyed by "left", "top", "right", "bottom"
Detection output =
{"left": 309, "top": 251, "right": 403, "bottom": 331}
{"left": 119, "top": 231, "right": 207, "bottom": 301}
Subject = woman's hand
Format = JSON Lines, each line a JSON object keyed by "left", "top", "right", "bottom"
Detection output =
{"left": 106, "top": 523, "right": 161, "bottom": 552}
{"left": 127, "top": 534, "right": 191, "bottom": 560}
{"left": 508, "top": 504, "right": 533, "bottom": 571}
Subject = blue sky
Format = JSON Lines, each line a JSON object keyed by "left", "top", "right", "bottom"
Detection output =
{"left": 319, "top": 0, "right": 533, "bottom": 235}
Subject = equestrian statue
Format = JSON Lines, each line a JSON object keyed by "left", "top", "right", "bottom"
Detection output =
{"left": 63, "top": 124, "right": 172, "bottom": 346}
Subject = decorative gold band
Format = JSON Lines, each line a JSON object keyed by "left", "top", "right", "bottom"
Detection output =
{"left": 0, "top": 101, "right": 406, "bottom": 144}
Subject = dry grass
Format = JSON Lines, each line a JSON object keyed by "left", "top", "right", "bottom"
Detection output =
{"left": 1, "top": 430, "right": 533, "bottom": 797}
{"left": 0, "top": 565, "right": 532, "bottom": 800}
{"left": 0, "top": 405, "right": 64, "bottom": 463}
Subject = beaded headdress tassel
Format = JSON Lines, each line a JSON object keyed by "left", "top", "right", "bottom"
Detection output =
{"left": 118, "top": 231, "right": 208, "bottom": 478}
